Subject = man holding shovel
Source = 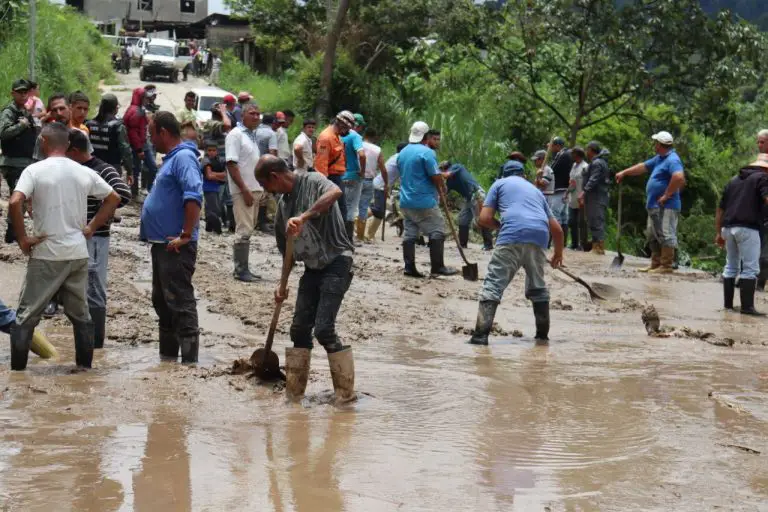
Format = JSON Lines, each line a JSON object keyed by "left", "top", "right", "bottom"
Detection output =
{"left": 256, "top": 155, "right": 356, "bottom": 404}
{"left": 468, "top": 164, "right": 564, "bottom": 345}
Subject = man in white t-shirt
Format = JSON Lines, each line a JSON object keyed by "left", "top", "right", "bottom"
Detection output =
{"left": 359, "top": 128, "right": 387, "bottom": 241}
{"left": 225, "top": 103, "right": 263, "bottom": 282}
{"left": 292, "top": 118, "right": 315, "bottom": 172}
{"left": 8, "top": 123, "right": 120, "bottom": 370}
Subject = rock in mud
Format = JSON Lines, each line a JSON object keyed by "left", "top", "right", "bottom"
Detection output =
{"left": 641, "top": 305, "right": 661, "bottom": 335}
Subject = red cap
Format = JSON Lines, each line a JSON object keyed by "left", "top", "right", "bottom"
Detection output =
{"left": 223, "top": 94, "right": 236, "bottom": 104}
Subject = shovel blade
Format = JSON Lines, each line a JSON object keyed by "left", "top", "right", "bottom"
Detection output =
{"left": 462, "top": 264, "right": 479, "bottom": 281}
{"left": 250, "top": 347, "right": 282, "bottom": 381}
{"left": 610, "top": 253, "right": 625, "bottom": 270}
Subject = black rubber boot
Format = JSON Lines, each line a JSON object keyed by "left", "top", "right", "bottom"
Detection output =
{"left": 131, "top": 181, "right": 139, "bottom": 201}
{"left": 533, "top": 301, "right": 550, "bottom": 341}
{"left": 430, "top": 238, "right": 458, "bottom": 276}
{"left": 344, "top": 221, "right": 359, "bottom": 246}
{"left": 481, "top": 229, "right": 494, "bottom": 251}
{"left": 4, "top": 218, "right": 15, "bottom": 244}
{"left": 43, "top": 300, "right": 58, "bottom": 318}
{"left": 723, "top": 278, "right": 736, "bottom": 310}
{"left": 739, "top": 279, "right": 765, "bottom": 316}
{"left": 159, "top": 327, "right": 179, "bottom": 360}
{"left": 10, "top": 323, "right": 33, "bottom": 371}
{"left": 468, "top": 301, "right": 498, "bottom": 345}
{"left": 90, "top": 307, "right": 107, "bottom": 349}
{"left": 73, "top": 321, "right": 94, "bottom": 368}
{"left": 403, "top": 241, "right": 423, "bottom": 278}
{"left": 758, "top": 278, "right": 766, "bottom": 292}
{"left": 233, "top": 242, "right": 261, "bottom": 282}
{"left": 227, "top": 205, "right": 236, "bottom": 233}
{"left": 180, "top": 334, "right": 199, "bottom": 363}
{"left": 458, "top": 225, "right": 470, "bottom": 248}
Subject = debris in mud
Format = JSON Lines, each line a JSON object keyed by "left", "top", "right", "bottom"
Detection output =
{"left": 551, "top": 300, "right": 573, "bottom": 311}
{"left": 675, "top": 327, "right": 735, "bottom": 347}
{"left": 452, "top": 323, "right": 512, "bottom": 336}
{"left": 716, "top": 443, "right": 761, "bottom": 455}
{"left": 231, "top": 358, "right": 253, "bottom": 375}
{"left": 708, "top": 391, "right": 748, "bottom": 414}
{"left": 401, "top": 286, "right": 422, "bottom": 295}
{"left": 512, "top": 330, "right": 523, "bottom": 337}
{"left": 607, "top": 298, "right": 644, "bottom": 313}
{"left": 641, "top": 305, "right": 661, "bottom": 334}
{"left": 28, "top": 385, "right": 48, "bottom": 394}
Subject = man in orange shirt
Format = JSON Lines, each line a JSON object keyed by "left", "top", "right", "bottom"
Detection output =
{"left": 314, "top": 110, "right": 354, "bottom": 221}
{"left": 68, "top": 91, "right": 91, "bottom": 134}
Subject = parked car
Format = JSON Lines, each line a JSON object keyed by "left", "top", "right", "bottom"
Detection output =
{"left": 191, "top": 87, "right": 234, "bottom": 124}
{"left": 140, "top": 39, "right": 184, "bottom": 82}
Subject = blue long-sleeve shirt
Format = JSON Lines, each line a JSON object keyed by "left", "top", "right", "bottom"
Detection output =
{"left": 140, "top": 140, "right": 203, "bottom": 243}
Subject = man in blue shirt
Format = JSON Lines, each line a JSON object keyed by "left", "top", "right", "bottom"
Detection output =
{"left": 469, "top": 164, "right": 564, "bottom": 345}
{"left": 440, "top": 161, "right": 494, "bottom": 251}
{"left": 341, "top": 114, "right": 367, "bottom": 244}
{"left": 616, "top": 131, "right": 686, "bottom": 274}
{"left": 140, "top": 112, "right": 203, "bottom": 363}
{"left": 398, "top": 122, "right": 457, "bottom": 277}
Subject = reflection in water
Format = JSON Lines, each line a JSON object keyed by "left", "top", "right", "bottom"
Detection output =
{"left": 133, "top": 407, "right": 191, "bottom": 512}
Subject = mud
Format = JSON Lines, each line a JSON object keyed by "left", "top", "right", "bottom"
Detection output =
{"left": 0, "top": 69, "right": 767, "bottom": 510}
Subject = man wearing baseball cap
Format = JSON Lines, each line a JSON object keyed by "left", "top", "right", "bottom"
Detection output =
{"left": 616, "top": 131, "right": 686, "bottom": 274}
{"left": 398, "top": 121, "right": 457, "bottom": 277}
{"left": 0, "top": 79, "right": 36, "bottom": 244}
{"left": 222, "top": 94, "right": 237, "bottom": 126}
{"left": 315, "top": 111, "right": 354, "bottom": 221}
{"left": 233, "top": 92, "right": 252, "bottom": 124}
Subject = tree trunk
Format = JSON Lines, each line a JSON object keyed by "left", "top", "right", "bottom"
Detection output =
{"left": 568, "top": 114, "right": 582, "bottom": 148}
{"left": 316, "top": 0, "right": 350, "bottom": 121}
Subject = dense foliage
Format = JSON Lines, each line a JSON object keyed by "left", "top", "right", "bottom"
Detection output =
{"left": 222, "top": 0, "right": 768, "bottom": 270}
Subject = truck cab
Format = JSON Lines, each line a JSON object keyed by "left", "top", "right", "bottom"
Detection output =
{"left": 140, "top": 39, "right": 182, "bottom": 82}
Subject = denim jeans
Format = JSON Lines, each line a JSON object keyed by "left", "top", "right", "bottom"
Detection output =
{"left": 151, "top": 242, "right": 198, "bottom": 339}
{"left": 132, "top": 144, "right": 159, "bottom": 191}
{"left": 401, "top": 206, "right": 446, "bottom": 242}
{"left": 343, "top": 179, "right": 363, "bottom": 222}
{"left": 358, "top": 178, "right": 375, "bottom": 221}
{"left": 87, "top": 236, "right": 110, "bottom": 310}
{"left": 479, "top": 243, "right": 549, "bottom": 304}
{"left": 0, "top": 297, "right": 15, "bottom": 334}
{"left": 290, "top": 255, "right": 353, "bottom": 352}
{"left": 647, "top": 207, "right": 679, "bottom": 249}
{"left": 722, "top": 226, "right": 761, "bottom": 280}
{"left": 547, "top": 192, "right": 569, "bottom": 228}
{"left": 328, "top": 174, "right": 347, "bottom": 221}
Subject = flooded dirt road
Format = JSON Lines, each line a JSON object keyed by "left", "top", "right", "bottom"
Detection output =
{"left": 1, "top": 71, "right": 767, "bottom": 511}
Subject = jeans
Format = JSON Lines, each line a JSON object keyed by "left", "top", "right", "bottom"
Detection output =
{"left": 219, "top": 182, "right": 232, "bottom": 206}
{"left": 585, "top": 192, "right": 608, "bottom": 242}
{"left": 370, "top": 189, "right": 387, "bottom": 220}
{"left": 357, "top": 179, "right": 375, "bottom": 221}
{"left": 722, "top": 226, "right": 761, "bottom": 280}
{"left": 87, "top": 236, "right": 110, "bottom": 310}
{"left": 401, "top": 206, "right": 446, "bottom": 242}
{"left": 547, "top": 192, "right": 569, "bottom": 228}
{"left": 1, "top": 166, "right": 23, "bottom": 242}
{"left": 646, "top": 207, "right": 679, "bottom": 249}
{"left": 0, "top": 297, "right": 15, "bottom": 333}
{"left": 479, "top": 243, "right": 549, "bottom": 304}
{"left": 290, "top": 255, "right": 353, "bottom": 352}
{"left": 328, "top": 174, "right": 347, "bottom": 221}
{"left": 151, "top": 243, "right": 198, "bottom": 339}
{"left": 15, "top": 258, "right": 90, "bottom": 328}
{"left": 343, "top": 179, "right": 363, "bottom": 222}
{"left": 568, "top": 207, "right": 581, "bottom": 248}
{"left": 132, "top": 144, "right": 159, "bottom": 191}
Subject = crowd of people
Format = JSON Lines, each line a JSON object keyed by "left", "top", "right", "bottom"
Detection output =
{"left": 2, "top": 74, "right": 768, "bottom": 405}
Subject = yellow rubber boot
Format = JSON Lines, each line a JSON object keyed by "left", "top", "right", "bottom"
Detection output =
{"left": 649, "top": 247, "right": 675, "bottom": 274}
{"left": 639, "top": 251, "right": 661, "bottom": 273}
{"left": 365, "top": 217, "right": 382, "bottom": 242}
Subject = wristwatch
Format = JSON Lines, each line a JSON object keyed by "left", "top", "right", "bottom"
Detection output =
{"left": 179, "top": 231, "right": 192, "bottom": 240}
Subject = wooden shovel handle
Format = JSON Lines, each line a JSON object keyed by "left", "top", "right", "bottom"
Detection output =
{"left": 439, "top": 191, "right": 473, "bottom": 266}
{"left": 263, "top": 235, "right": 294, "bottom": 359}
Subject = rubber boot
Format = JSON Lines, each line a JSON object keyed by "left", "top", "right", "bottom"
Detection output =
{"left": 723, "top": 278, "right": 736, "bottom": 310}
{"left": 159, "top": 327, "right": 179, "bottom": 359}
{"left": 131, "top": 181, "right": 139, "bottom": 202}
{"left": 344, "top": 221, "right": 358, "bottom": 246}
{"left": 639, "top": 251, "right": 661, "bottom": 273}
{"left": 285, "top": 347, "right": 311, "bottom": 402}
{"left": 355, "top": 218, "right": 366, "bottom": 242}
{"left": 365, "top": 216, "right": 382, "bottom": 242}
{"left": 468, "top": 301, "right": 498, "bottom": 345}
{"left": 257, "top": 206, "right": 274, "bottom": 234}
{"left": 533, "top": 301, "right": 550, "bottom": 341}
{"left": 591, "top": 240, "right": 605, "bottom": 255}
{"left": 328, "top": 347, "right": 356, "bottom": 405}
{"left": 73, "top": 321, "right": 94, "bottom": 368}
{"left": 758, "top": 278, "right": 766, "bottom": 292}
{"left": 481, "top": 228, "right": 494, "bottom": 251}
{"left": 458, "top": 224, "right": 470, "bottom": 249}
{"left": 90, "top": 307, "right": 107, "bottom": 349}
{"left": 403, "top": 241, "right": 423, "bottom": 278}
{"left": 430, "top": 238, "right": 459, "bottom": 276}
{"left": 739, "top": 279, "right": 765, "bottom": 316}
{"left": 43, "top": 300, "right": 58, "bottom": 318}
{"left": 649, "top": 247, "right": 675, "bottom": 274}
{"left": 233, "top": 242, "right": 260, "bottom": 282}
{"left": 10, "top": 323, "right": 33, "bottom": 371}
{"left": 180, "top": 334, "right": 199, "bottom": 363}
{"left": 227, "top": 205, "right": 236, "bottom": 233}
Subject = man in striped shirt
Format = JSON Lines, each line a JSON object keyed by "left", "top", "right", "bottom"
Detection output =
{"left": 66, "top": 129, "right": 132, "bottom": 349}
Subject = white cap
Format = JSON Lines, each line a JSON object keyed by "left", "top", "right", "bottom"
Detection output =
{"left": 651, "top": 131, "right": 674, "bottom": 145}
{"left": 409, "top": 121, "right": 429, "bottom": 144}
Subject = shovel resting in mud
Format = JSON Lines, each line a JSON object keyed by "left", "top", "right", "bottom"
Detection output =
{"left": 251, "top": 235, "right": 295, "bottom": 381}
{"left": 439, "top": 192, "right": 479, "bottom": 281}
{"left": 611, "top": 184, "right": 625, "bottom": 270}
{"left": 556, "top": 267, "right": 616, "bottom": 302}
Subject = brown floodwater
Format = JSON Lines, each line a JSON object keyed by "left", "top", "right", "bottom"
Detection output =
{"left": 1, "top": 245, "right": 768, "bottom": 511}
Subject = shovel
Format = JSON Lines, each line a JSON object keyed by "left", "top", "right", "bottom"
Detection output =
{"left": 611, "top": 184, "right": 625, "bottom": 269}
{"left": 251, "top": 235, "right": 294, "bottom": 381}
{"left": 439, "top": 191, "right": 479, "bottom": 281}
{"left": 557, "top": 267, "right": 608, "bottom": 301}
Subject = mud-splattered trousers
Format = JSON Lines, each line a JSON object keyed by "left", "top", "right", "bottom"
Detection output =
{"left": 646, "top": 207, "right": 679, "bottom": 249}
{"left": 290, "top": 255, "right": 353, "bottom": 353}
{"left": 478, "top": 244, "right": 549, "bottom": 304}
{"left": 151, "top": 243, "right": 199, "bottom": 340}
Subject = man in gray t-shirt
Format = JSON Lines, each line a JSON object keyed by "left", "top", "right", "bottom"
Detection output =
{"left": 256, "top": 155, "right": 356, "bottom": 406}
{"left": 254, "top": 115, "right": 278, "bottom": 157}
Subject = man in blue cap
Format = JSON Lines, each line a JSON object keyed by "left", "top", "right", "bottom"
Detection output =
{"left": 439, "top": 161, "right": 493, "bottom": 250}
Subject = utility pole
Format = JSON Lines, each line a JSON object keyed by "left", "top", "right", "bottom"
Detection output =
{"left": 29, "top": 0, "right": 36, "bottom": 81}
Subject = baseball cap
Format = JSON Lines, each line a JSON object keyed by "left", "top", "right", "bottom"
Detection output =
{"left": 533, "top": 150, "right": 547, "bottom": 160}
{"left": 11, "top": 79, "right": 30, "bottom": 92}
{"left": 354, "top": 113, "right": 366, "bottom": 127}
{"left": 223, "top": 94, "right": 236, "bottom": 104}
{"left": 408, "top": 121, "right": 429, "bottom": 143}
{"left": 651, "top": 131, "right": 674, "bottom": 145}
{"left": 275, "top": 111, "right": 287, "bottom": 123}
{"left": 237, "top": 91, "right": 252, "bottom": 102}
{"left": 552, "top": 136, "right": 566, "bottom": 146}
{"left": 336, "top": 110, "right": 355, "bottom": 129}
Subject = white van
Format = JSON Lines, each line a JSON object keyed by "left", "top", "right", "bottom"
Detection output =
{"left": 190, "top": 87, "right": 234, "bottom": 124}
{"left": 140, "top": 39, "right": 183, "bottom": 82}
